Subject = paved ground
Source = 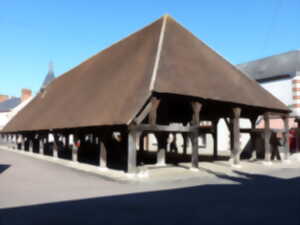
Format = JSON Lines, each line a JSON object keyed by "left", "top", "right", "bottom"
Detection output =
{"left": 0, "top": 146, "right": 300, "bottom": 225}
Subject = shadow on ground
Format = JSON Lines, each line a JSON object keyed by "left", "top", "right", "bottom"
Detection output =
{"left": 0, "top": 164, "right": 10, "bottom": 174}
{"left": 0, "top": 170, "right": 300, "bottom": 225}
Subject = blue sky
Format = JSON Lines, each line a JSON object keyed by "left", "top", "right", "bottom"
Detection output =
{"left": 1, "top": 0, "right": 299, "bottom": 97}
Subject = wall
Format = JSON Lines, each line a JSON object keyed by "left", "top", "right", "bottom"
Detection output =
{"left": 260, "top": 78, "right": 292, "bottom": 106}
{"left": 0, "top": 112, "right": 10, "bottom": 130}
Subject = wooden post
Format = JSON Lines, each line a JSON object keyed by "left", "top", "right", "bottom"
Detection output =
{"left": 264, "top": 113, "right": 271, "bottom": 162}
{"left": 212, "top": 119, "right": 219, "bottom": 159}
{"left": 12, "top": 134, "right": 17, "bottom": 149}
{"left": 191, "top": 102, "right": 202, "bottom": 169}
{"left": 232, "top": 107, "right": 242, "bottom": 165}
{"left": 190, "top": 129, "right": 199, "bottom": 168}
{"left": 148, "top": 96, "right": 165, "bottom": 166}
{"left": 282, "top": 115, "right": 290, "bottom": 160}
{"left": 182, "top": 133, "right": 188, "bottom": 155}
{"left": 296, "top": 120, "right": 300, "bottom": 152}
{"left": 148, "top": 97, "right": 160, "bottom": 126}
{"left": 156, "top": 133, "right": 168, "bottom": 166}
{"left": 145, "top": 134, "right": 149, "bottom": 151}
{"left": 224, "top": 118, "right": 234, "bottom": 152}
{"left": 20, "top": 135, "right": 25, "bottom": 151}
{"left": 99, "top": 138, "right": 107, "bottom": 169}
{"left": 72, "top": 134, "right": 79, "bottom": 162}
{"left": 229, "top": 120, "right": 234, "bottom": 151}
{"left": 127, "top": 128, "right": 140, "bottom": 174}
{"left": 39, "top": 138, "right": 44, "bottom": 155}
{"left": 53, "top": 134, "right": 59, "bottom": 158}
{"left": 139, "top": 133, "right": 145, "bottom": 153}
{"left": 29, "top": 138, "right": 33, "bottom": 153}
{"left": 65, "top": 134, "right": 70, "bottom": 150}
{"left": 250, "top": 117, "right": 258, "bottom": 160}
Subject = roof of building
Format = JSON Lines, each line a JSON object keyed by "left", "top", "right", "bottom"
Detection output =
{"left": 0, "top": 97, "right": 21, "bottom": 112}
{"left": 237, "top": 50, "right": 300, "bottom": 82}
{"left": 2, "top": 15, "right": 289, "bottom": 132}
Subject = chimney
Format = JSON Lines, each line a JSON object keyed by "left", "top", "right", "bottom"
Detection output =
{"left": 0, "top": 95, "right": 8, "bottom": 103}
{"left": 21, "top": 89, "right": 32, "bottom": 102}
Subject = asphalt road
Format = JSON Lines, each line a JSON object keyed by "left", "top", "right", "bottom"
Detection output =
{"left": 0, "top": 147, "right": 300, "bottom": 225}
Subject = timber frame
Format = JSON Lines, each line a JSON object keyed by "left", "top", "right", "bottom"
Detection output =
{"left": 0, "top": 93, "right": 291, "bottom": 174}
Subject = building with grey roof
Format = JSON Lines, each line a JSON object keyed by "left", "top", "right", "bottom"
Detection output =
{"left": 0, "top": 97, "right": 21, "bottom": 113}
{"left": 236, "top": 50, "right": 300, "bottom": 109}
{"left": 0, "top": 62, "right": 55, "bottom": 130}
{"left": 237, "top": 50, "right": 300, "bottom": 83}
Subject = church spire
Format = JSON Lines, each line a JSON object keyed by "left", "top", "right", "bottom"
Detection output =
{"left": 48, "top": 60, "right": 54, "bottom": 74}
{"left": 41, "top": 61, "right": 55, "bottom": 90}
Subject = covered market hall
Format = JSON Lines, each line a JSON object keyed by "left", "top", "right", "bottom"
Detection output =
{"left": 1, "top": 15, "right": 290, "bottom": 174}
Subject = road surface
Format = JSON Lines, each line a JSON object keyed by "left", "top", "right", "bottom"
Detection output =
{"left": 0, "top": 147, "right": 300, "bottom": 225}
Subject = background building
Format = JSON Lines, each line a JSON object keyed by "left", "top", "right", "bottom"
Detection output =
{"left": 215, "top": 50, "right": 300, "bottom": 153}
{"left": 0, "top": 62, "right": 55, "bottom": 130}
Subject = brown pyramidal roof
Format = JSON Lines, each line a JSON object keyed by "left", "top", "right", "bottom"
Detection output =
{"left": 3, "top": 15, "right": 289, "bottom": 132}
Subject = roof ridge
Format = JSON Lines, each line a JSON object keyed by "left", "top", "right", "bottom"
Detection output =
{"left": 149, "top": 15, "right": 168, "bottom": 91}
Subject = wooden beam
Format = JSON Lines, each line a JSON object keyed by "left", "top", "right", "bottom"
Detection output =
{"left": 134, "top": 102, "right": 153, "bottom": 124}
{"left": 264, "top": 112, "right": 271, "bottom": 162}
{"left": 132, "top": 124, "right": 199, "bottom": 133}
{"left": 148, "top": 97, "right": 161, "bottom": 126}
